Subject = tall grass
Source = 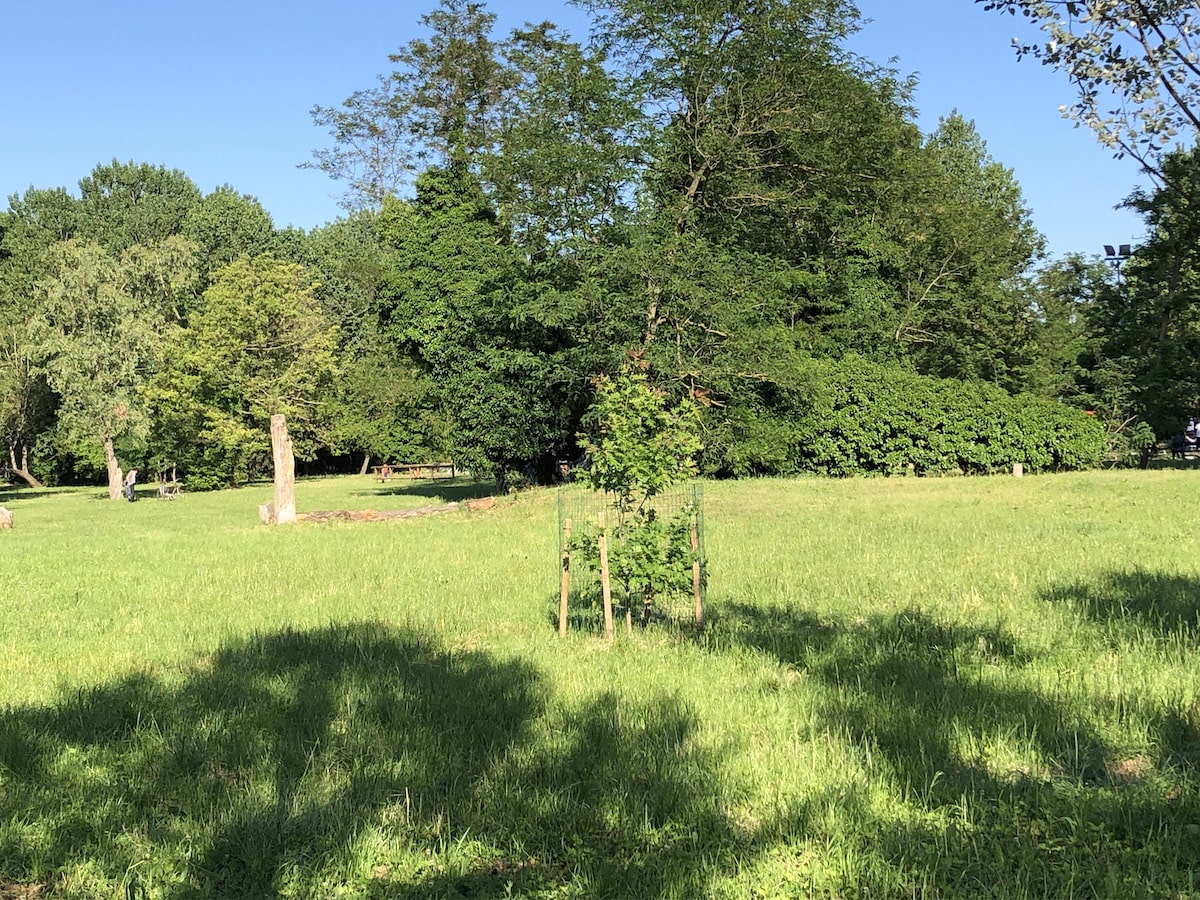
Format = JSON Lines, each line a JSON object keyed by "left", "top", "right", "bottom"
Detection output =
{"left": 2, "top": 471, "right": 1200, "bottom": 897}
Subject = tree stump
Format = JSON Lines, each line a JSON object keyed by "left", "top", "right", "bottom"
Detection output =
{"left": 105, "top": 436, "right": 123, "bottom": 501}
{"left": 0, "top": 507, "right": 12, "bottom": 529}
{"left": 270, "top": 414, "right": 296, "bottom": 524}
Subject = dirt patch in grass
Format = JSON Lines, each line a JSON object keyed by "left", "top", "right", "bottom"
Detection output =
{"left": 298, "top": 503, "right": 460, "bottom": 523}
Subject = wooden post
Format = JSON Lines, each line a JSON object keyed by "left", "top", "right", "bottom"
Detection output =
{"left": 598, "top": 512, "right": 614, "bottom": 640}
{"left": 1012, "top": 462, "right": 1024, "bottom": 478}
{"left": 558, "top": 518, "right": 572, "bottom": 637}
{"left": 270, "top": 414, "right": 297, "bottom": 524}
{"left": 691, "top": 515, "right": 704, "bottom": 628}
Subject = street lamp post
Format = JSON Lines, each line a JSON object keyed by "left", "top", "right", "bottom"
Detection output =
{"left": 1104, "top": 243, "right": 1132, "bottom": 279}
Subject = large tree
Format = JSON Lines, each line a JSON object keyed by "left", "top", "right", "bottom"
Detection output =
{"left": 489, "top": 22, "right": 641, "bottom": 248}
{"left": 182, "top": 186, "right": 276, "bottom": 288}
{"left": 76, "top": 160, "right": 201, "bottom": 251}
{"left": 30, "top": 239, "right": 195, "bottom": 498}
{"left": 0, "top": 191, "right": 80, "bottom": 485}
{"left": 378, "top": 167, "right": 573, "bottom": 483}
{"left": 153, "top": 255, "right": 339, "bottom": 486}
{"left": 1089, "top": 146, "right": 1200, "bottom": 434}
{"left": 305, "top": 74, "right": 417, "bottom": 210}
{"left": 899, "top": 113, "right": 1045, "bottom": 386}
{"left": 307, "top": 0, "right": 514, "bottom": 209}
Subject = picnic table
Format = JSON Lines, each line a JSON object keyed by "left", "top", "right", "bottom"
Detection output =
{"left": 156, "top": 480, "right": 182, "bottom": 500}
{"left": 156, "top": 467, "right": 182, "bottom": 499}
{"left": 372, "top": 463, "right": 456, "bottom": 482}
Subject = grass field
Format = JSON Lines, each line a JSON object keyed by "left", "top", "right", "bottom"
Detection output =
{"left": 3, "top": 470, "right": 1200, "bottom": 898}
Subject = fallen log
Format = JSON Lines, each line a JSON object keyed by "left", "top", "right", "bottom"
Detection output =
{"left": 297, "top": 503, "right": 459, "bottom": 523}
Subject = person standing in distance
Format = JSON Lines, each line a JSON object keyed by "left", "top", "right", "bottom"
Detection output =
{"left": 123, "top": 467, "right": 139, "bottom": 501}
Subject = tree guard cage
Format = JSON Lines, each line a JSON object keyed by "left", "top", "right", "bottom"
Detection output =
{"left": 557, "top": 482, "right": 707, "bottom": 637}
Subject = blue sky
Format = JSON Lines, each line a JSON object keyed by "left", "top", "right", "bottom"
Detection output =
{"left": 2, "top": 0, "right": 1148, "bottom": 261}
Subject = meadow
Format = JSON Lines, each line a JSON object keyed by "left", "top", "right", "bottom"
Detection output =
{"left": 2, "top": 470, "right": 1200, "bottom": 898}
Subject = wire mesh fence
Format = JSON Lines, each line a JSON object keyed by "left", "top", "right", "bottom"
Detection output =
{"left": 556, "top": 482, "right": 706, "bottom": 634}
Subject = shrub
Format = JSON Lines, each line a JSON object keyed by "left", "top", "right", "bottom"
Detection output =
{"left": 705, "top": 355, "right": 1106, "bottom": 477}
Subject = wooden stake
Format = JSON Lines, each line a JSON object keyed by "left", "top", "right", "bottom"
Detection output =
{"left": 558, "top": 518, "right": 572, "bottom": 637}
{"left": 598, "top": 512, "right": 614, "bottom": 640}
{"left": 691, "top": 515, "right": 704, "bottom": 628}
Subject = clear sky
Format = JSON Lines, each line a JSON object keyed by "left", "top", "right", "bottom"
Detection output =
{"left": 2, "top": 0, "right": 1149, "bottom": 261}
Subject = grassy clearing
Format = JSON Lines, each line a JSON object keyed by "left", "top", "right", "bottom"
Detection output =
{"left": 2, "top": 471, "right": 1200, "bottom": 897}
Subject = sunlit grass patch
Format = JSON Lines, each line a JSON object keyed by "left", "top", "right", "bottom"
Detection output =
{"left": 2, "top": 470, "right": 1200, "bottom": 896}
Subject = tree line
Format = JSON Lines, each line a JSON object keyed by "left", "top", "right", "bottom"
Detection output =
{"left": 3, "top": 0, "right": 1194, "bottom": 494}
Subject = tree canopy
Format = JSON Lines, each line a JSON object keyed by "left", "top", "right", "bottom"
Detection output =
{"left": 0, "top": 0, "right": 1133, "bottom": 489}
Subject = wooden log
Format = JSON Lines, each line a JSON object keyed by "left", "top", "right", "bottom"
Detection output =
{"left": 691, "top": 516, "right": 704, "bottom": 629}
{"left": 296, "top": 504, "right": 458, "bottom": 523}
{"left": 0, "top": 507, "right": 12, "bottom": 529}
{"left": 598, "top": 512, "right": 614, "bottom": 640}
{"left": 558, "top": 518, "right": 572, "bottom": 637}
{"left": 270, "top": 414, "right": 296, "bottom": 525}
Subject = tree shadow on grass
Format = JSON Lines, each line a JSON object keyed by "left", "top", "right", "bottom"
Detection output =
{"left": 0, "top": 622, "right": 744, "bottom": 898}
{"left": 1042, "top": 568, "right": 1200, "bottom": 638}
{"left": 0, "top": 487, "right": 60, "bottom": 503}
{"left": 1145, "top": 457, "right": 1200, "bottom": 471}
{"left": 351, "top": 478, "right": 495, "bottom": 504}
{"left": 707, "top": 601, "right": 1200, "bottom": 895}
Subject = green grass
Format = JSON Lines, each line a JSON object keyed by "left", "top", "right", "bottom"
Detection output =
{"left": 3, "top": 471, "right": 1200, "bottom": 897}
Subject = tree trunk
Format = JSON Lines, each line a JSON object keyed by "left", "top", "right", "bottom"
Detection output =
{"left": 103, "top": 435, "right": 122, "bottom": 501}
{"left": 359, "top": 452, "right": 371, "bottom": 476}
{"left": 270, "top": 414, "right": 297, "bottom": 524}
{"left": 7, "top": 444, "right": 42, "bottom": 488}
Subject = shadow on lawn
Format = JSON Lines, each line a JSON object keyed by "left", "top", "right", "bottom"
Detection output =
{"left": 0, "top": 486, "right": 62, "bottom": 503}
{"left": 709, "top": 600, "right": 1200, "bottom": 895}
{"left": 351, "top": 477, "right": 495, "bottom": 504}
{"left": 1043, "top": 567, "right": 1200, "bottom": 638}
{"left": 0, "top": 622, "right": 741, "bottom": 899}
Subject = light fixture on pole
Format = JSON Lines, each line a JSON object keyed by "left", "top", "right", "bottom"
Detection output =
{"left": 1104, "top": 243, "right": 1132, "bottom": 279}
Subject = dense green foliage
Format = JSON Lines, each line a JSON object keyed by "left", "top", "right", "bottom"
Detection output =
{"left": 795, "top": 357, "right": 1107, "bottom": 477}
{"left": 3, "top": 0, "right": 1184, "bottom": 490}
{"left": 3, "top": 473, "right": 1200, "bottom": 896}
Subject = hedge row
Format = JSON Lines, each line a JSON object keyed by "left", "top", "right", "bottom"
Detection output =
{"left": 711, "top": 356, "right": 1106, "bottom": 477}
